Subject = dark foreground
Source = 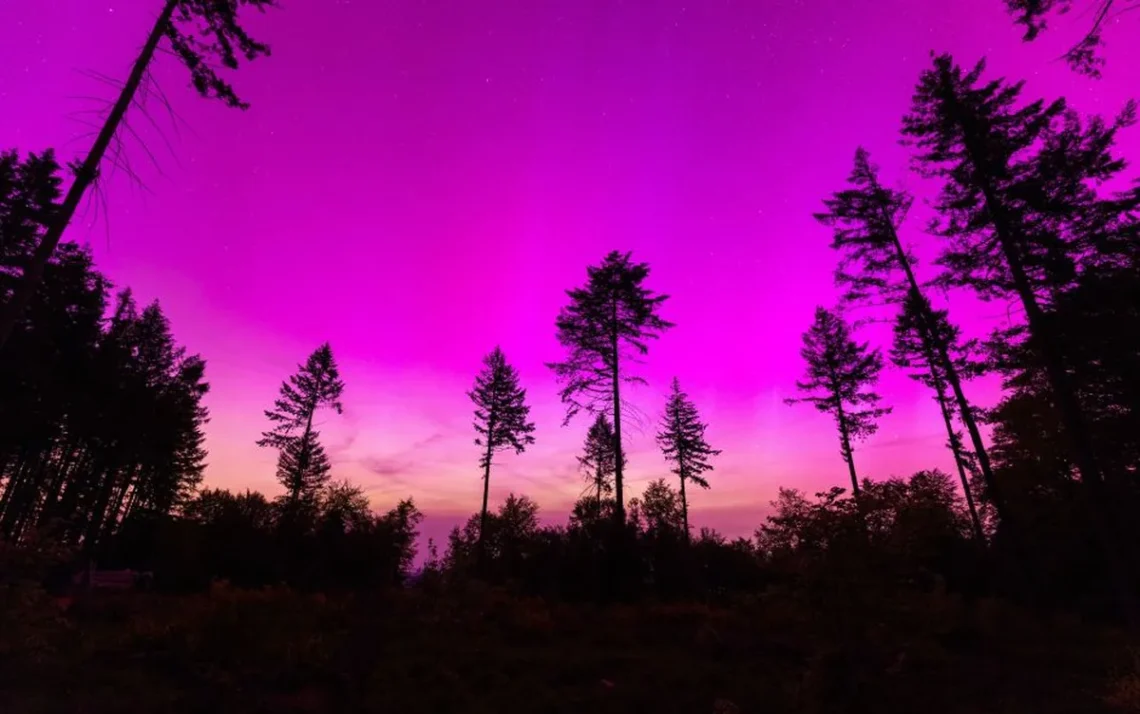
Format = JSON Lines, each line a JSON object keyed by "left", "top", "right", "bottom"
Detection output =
{"left": 1, "top": 582, "right": 1137, "bottom": 714}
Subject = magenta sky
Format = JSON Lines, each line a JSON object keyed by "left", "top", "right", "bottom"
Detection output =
{"left": 2, "top": 0, "right": 1138, "bottom": 543}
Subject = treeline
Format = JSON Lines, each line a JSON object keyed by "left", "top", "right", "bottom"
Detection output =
{"left": 4, "top": 52, "right": 1140, "bottom": 619}
{"left": 0, "top": 150, "right": 209, "bottom": 552}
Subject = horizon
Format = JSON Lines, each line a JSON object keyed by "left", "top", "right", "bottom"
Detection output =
{"left": 3, "top": 0, "right": 1139, "bottom": 546}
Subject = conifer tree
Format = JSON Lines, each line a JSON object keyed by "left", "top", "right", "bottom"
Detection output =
{"left": 258, "top": 343, "right": 344, "bottom": 507}
{"left": 655, "top": 378, "right": 721, "bottom": 543}
{"left": 816, "top": 146, "right": 1006, "bottom": 528}
{"left": 787, "top": 308, "right": 891, "bottom": 507}
{"left": 1, "top": 150, "right": 62, "bottom": 285}
{"left": 892, "top": 294, "right": 986, "bottom": 542}
{"left": 0, "top": 0, "right": 279, "bottom": 351}
{"left": 274, "top": 428, "right": 331, "bottom": 510}
{"left": 902, "top": 54, "right": 1130, "bottom": 500}
{"left": 578, "top": 413, "right": 621, "bottom": 504}
{"left": 904, "top": 55, "right": 1139, "bottom": 619}
{"left": 548, "top": 251, "right": 674, "bottom": 524}
{"left": 1, "top": 153, "right": 207, "bottom": 550}
{"left": 468, "top": 347, "right": 536, "bottom": 558}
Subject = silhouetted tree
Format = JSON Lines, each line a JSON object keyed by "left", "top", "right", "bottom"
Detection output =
{"left": 903, "top": 54, "right": 1129, "bottom": 513}
{"left": 904, "top": 55, "right": 1139, "bottom": 618}
{"left": 468, "top": 347, "right": 536, "bottom": 563}
{"left": 0, "top": 214, "right": 209, "bottom": 554}
{"left": 446, "top": 493, "right": 541, "bottom": 581}
{"left": 630, "top": 479, "right": 685, "bottom": 538}
{"left": 374, "top": 498, "right": 424, "bottom": 586}
{"left": 548, "top": 251, "right": 674, "bottom": 524}
{"left": 578, "top": 413, "right": 621, "bottom": 504}
{"left": 655, "top": 378, "right": 720, "bottom": 543}
{"left": 817, "top": 147, "right": 1004, "bottom": 530}
{"left": 0, "top": 0, "right": 278, "bottom": 351}
{"left": 274, "top": 429, "right": 331, "bottom": 515}
{"left": 1, "top": 150, "right": 62, "bottom": 281}
{"left": 257, "top": 343, "right": 344, "bottom": 509}
{"left": 1004, "top": 0, "right": 1135, "bottom": 76}
{"left": 168, "top": 486, "right": 422, "bottom": 590}
{"left": 787, "top": 308, "right": 890, "bottom": 510}
{"left": 987, "top": 265, "right": 1140, "bottom": 587}
{"left": 892, "top": 294, "right": 987, "bottom": 542}
{"left": 318, "top": 480, "right": 373, "bottom": 534}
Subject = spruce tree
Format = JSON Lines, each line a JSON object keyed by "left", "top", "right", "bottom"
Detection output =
{"left": 548, "top": 251, "right": 674, "bottom": 524}
{"left": 902, "top": 54, "right": 1129, "bottom": 500}
{"left": 892, "top": 294, "right": 986, "bottom": 542}
{"left": 578, "top": 413, "right": 621, "bottom": 504}
{"left": 258, "top": 343, "right": 344, "bottom": 507}
{"left": 468, "top": 347, "right": 536, "bottom": 559}
{"left": 904, "top": 54, "right": 1138, "bottom": 620}
{"left": 786, "top": 307, "right": 891, "bottom": 507}
{"left": 655, "top": 378, "right": 721, "bottom": 543}
{"left": 1, "top": 152, "right": 208, "bottom": 548}
{"left": 816, "top": 146, "right": 1006, "bottom": 528}
{"left": 274, "top": 428, "right": 332, "bottom": 509}
{"left": 0, "top": 0, "right": 278, "bottom": 351}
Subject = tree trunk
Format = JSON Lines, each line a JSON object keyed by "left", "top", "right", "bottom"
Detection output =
{"left": 100, "top": 465, "right": 138, "bottom": 544}
{"left": 83, "top": 461, "right": 121, "bottom": 554}
{"left": 1, "top": 449, "right": 40, "bottom": 540}
{"left": 932, "top": 374, "right": 986, "bottom": 542}
{"left": 0, "top": 447, "right": 27, "bottom": 527}
{"left": 835, "top": 405, "right": 861, "bottom": 499}
{"left": 8, "top": 450, "right": 56, "bottom": 542}
{"left": 834, "top": 401, "right": 868, "bottom": 538}
{"left": 37, "top": 438, "right": 80, "bottom": 526}
{"left": 291, "top": 410, "right": 316, "bottom": 506}
{"left": 881, "top": 205, "right": 1009, "bottom": 528}
{"left": 478, "top": 422, "right": 494, "bottom": 572}
{"left": 679, "top": 473, "right": 689, "bottom": 545}
{"left": 0, "top": 0, "right": 180, "bottom": 351}
{"left": 610, "top": 310, "right": 625, "bottom": 526}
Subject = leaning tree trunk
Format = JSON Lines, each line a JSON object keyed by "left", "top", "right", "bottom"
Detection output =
{"left": 931, "top": 373, "right": 986, "bottom": 542}
{"left": 0, "top": 0, "right": 179, "bottom": 351}
{"left": 834, "top": 400, "right": 869, "bottom": 539}
{"left": 880, "top": 205, "right": 1010, "bottom": 530}
{"left": 834, "top": 399, "right": 861, "bottom": 499}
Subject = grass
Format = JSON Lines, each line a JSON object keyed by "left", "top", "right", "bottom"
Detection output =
{"left": 0, "top": 580, "right": 1135, "bottom": 713}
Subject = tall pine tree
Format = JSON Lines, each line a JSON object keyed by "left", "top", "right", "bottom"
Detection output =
{"left": 258, "top": 343, "right": 344, "bottom": 507}
{"left": 468, "top": 347, "right": 536, "bottom": 559}
{"left": 787, "top": 308, "right": 891, "bottom": 506}
{"left": 902, "top": 54, "right": 1133, "bottom": 501}
{"left": 816, "top": 146, "right": 1005, "bottom": 529}
{"left": 904, "top": 54, "right": 1139, "bottom": 620}
{"left": 1, "top": 152, "right": 209, "bottom": 552}
{"left": 655, "top": 378, "right": 721, "bottom": 543}
{"left": 548, "top": 251, "right": 673, "bottom": 524}
{"left": 0, "top": 0, "right": 279, "bottom": 351}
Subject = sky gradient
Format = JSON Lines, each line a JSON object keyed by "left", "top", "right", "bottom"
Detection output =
{"left": 2, "top": 0, "right": 1139, "bottom": 544}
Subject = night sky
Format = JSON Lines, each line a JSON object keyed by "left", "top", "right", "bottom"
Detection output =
{"left": 2, "top": 0, "right": 1138, "bottom": 542}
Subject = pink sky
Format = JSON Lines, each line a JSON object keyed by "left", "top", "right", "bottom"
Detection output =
{"left": 2, "top": 0, "right": 1138, "bottom": 544}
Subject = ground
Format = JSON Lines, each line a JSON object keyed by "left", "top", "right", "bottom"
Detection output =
{"left": 0, "top": 582, "right": 1135, "bottom": 713}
